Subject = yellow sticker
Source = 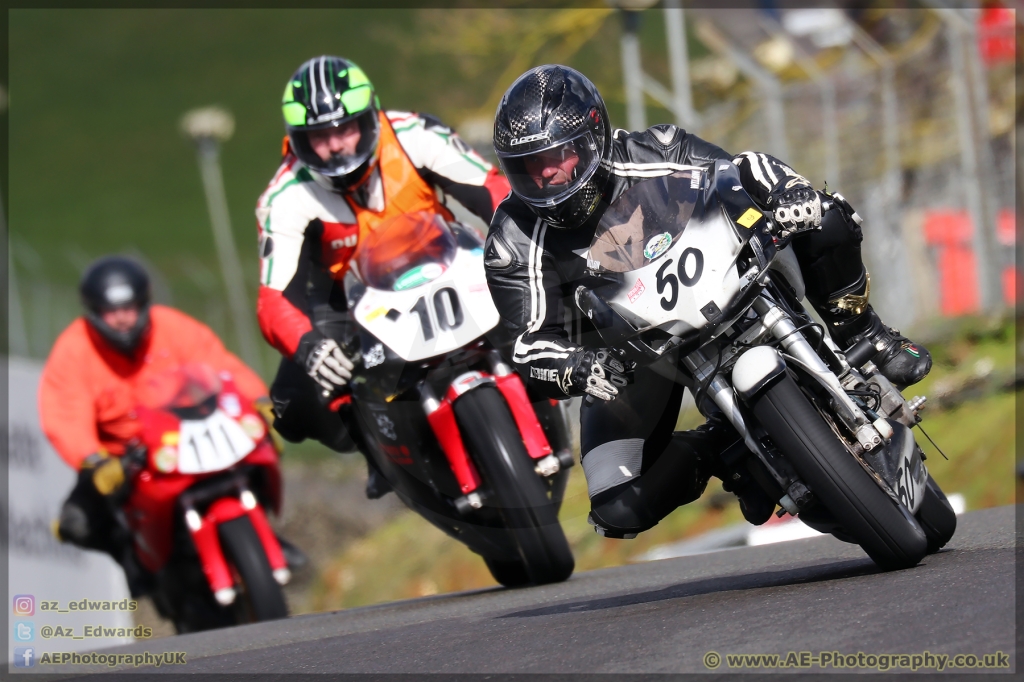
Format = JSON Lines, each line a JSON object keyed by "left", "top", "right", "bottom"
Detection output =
{"left": 365, "top": 307, "right": 388, "bottom": 322}
{"left": 161, "top": 431, "right": 179, "bottom": 446}
{"left": 736, "top": 208, "right": 763, "bottom": 228}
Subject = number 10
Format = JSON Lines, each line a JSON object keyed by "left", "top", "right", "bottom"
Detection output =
{"left": 409, "top": 288, "right": 464, "bottom": 341}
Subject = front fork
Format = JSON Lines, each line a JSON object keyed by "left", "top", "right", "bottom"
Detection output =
{"left": 681, "top": 294, "right": 890, "bottom": 514}
{"left": 419, "top": 352, "right": 573, "bottom": 513}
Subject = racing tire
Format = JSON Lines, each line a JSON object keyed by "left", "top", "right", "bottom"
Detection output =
{"left": 915, "top": 473, "right": 957, "bottom": 554}
{"left": 218, "top": 515, "right": 289, "bottom": 622}
{"left": 483, "top": 557, "right": 532, "bottom": 588}
{"left": 751, "top": 374, "right": 928, "bottom": 571}
{"left": 453, "top": 385, "right": 575, "bottom": 586}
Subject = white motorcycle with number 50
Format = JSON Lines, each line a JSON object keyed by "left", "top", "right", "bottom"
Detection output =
{"left": 575, "top": 164, "right": 956, "bottom": 570}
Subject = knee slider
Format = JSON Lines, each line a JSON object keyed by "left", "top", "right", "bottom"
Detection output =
{"left": 588, "top": 493, "right": 660, "bottom": 539}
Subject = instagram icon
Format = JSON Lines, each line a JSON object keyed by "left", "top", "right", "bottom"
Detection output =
{"left": 13, "top": 595, "right": 35, "bottom": 616}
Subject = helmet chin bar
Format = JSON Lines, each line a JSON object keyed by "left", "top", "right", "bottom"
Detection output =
{"left": 534, "top": 174, "right": 607, "bottom": 230}
{"left": 86, "top": 305, "right": 151, "bottom": 356}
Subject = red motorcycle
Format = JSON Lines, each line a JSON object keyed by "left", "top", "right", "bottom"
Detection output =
{"left": 121, "top": 363, "right": 289, "bottom": 632}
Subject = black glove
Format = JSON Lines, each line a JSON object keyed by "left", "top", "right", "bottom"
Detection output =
{"left": 559, "top": 348, "right": 631, "bottom": 401}
{"left": 296, "top": 334, "right": 354, "bottom": 398}
{"left": 766, "top": 185, "right": 822, "bottom": 234}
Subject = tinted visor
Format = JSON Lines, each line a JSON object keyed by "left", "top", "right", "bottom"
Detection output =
{"left": 289, "top": 109, "right": 380, "bottom": 178}
{"left": 497, "top": 131, "right": 602, "bottom": 207}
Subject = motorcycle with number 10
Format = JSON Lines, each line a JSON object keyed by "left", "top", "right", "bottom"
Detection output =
{"left": 337, "top": 211, "right": 575, "bottom": 587}
{"left": 575, "top": 164, "right": 956, "bottom": 570}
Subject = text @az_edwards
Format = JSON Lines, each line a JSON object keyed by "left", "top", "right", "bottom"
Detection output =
{"left": 703, "top": 650, "right": 1011, "bottom": 672}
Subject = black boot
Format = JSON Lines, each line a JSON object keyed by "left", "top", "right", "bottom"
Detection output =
{"left": 717, "top": 466, "right": 776, "bottom": 526}
{"left": 696, "top": 414, "right": 776, "bottom": 526}
{"left": 813, "top": 272, "right": 932, "bottom": 388}
{"left": 275, "top": 535, "right": 309, "bottom": 570}
{"left": 828, "top": 306, "right": 932, "bottom": 388}
{"left": 365, "top": 466, "right": 393, "bottom": 499}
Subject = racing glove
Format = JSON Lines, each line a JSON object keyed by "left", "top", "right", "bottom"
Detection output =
{"left": 253, "top": 396, "right": 285, "bottom": 453}
{"left": 81, "top": 452, "right": 126, "bottom": 497}
{"left": 559, "top": 348, "right": 631, "bottom": 402}
{"left": 297, "top": 335, "right": 354, "bottom": 398}
{"left": 766, "top": 185, "right": 822, "bottom": 234}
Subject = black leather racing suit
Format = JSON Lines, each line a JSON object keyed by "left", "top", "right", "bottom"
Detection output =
{"left": 484, "top": 124, "right": 867, "bottom": 537}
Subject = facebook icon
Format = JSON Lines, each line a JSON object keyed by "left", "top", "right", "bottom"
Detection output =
{"left": 14, "top": 647, "right": 35, "bottom": 668}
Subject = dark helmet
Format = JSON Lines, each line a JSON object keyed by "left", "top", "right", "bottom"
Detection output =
{"left": 79, "top": 256, "right": 152, "bottom": 355}
{"left": 493, "top": 65, "right": 612, "bottom": 229}
{"left": 282, "top": 55, "right": 382, "bottom": 193}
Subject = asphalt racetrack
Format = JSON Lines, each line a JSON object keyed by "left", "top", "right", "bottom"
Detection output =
{"left": 68, "top": 505, "right": 1016, "bottom": 676}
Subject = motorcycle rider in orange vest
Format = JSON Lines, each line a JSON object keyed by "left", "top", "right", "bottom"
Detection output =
{"left": 255, "top": 56, "right": 565, "bottom": 495}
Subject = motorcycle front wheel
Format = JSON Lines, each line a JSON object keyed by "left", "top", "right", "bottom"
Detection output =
{"left": 453, "top": 385, "right": 575, "bottom": 587}
{"left": 751, "top": 373, "right": 928, "bottom": 570}
{"left": 218, "top": 515, "right": 289, "bottom": 622}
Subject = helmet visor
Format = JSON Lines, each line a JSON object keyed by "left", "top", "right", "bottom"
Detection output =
{"left": 497, "top": 131, "right": 602, "bottom": 207}
{"left": 289, "top": 109, "right": 380, "bottom": 178}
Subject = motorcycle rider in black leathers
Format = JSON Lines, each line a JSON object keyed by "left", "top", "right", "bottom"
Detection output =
{"left": 484, "top": 65, "right": 932, "bottom": 538}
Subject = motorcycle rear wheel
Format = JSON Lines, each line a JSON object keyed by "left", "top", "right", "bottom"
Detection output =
{"left": 453, "top": 385, "right": 575, "bottom": 587}
{"left": 916, "top": 473, "right": 957, "bottom": 553}
{"left": 218, "top": 515, "right": 289, "bottom": 622}
{"left": 751, "top": 374, "right": 928, "bottom": 570}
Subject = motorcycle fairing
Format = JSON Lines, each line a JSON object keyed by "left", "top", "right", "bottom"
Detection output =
{"left": 585, "top": 163, "right": 767, "bottom": 340}
{"left": 353, "top": 247, "right": 499, "bottom": 361}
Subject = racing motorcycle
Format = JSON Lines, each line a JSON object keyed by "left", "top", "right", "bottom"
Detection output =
{"left": 574, "top": 165, "right": 956, "bottom": 570}
{"left": 119, "top": 364, "right": 289, "bottom": 632}
{"left": 338, "top": 211, "right": 575, "bottom": 587}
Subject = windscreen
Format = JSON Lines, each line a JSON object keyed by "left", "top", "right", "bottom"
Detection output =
{"left": 588, "top": 170, "right": 701, "bottom": 273}
{"left": 137, "top": 363, "right": 222, "bottom": 410}
{"left": 355, "top": 211, "right": 458, "bottom": 291}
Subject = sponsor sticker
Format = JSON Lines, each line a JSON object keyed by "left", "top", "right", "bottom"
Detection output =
{"left": 220, "top": 393, "right": 242, "bottom": 418}
{"left": 154, "top": 446, "right": 178, "bottom": 473}
{"left": 644, "top": 233, "right": 673, "bottom": 260}
{"left": 627, "top": 278, "right": 646, "bottom": 303}
{"left": 393, "top": 263, "right": 445, "bottom": 291}
{"left": 736, "top": 208, "right": 763, "bottom": 229}
{"left": 365, "top": 306, "right": 388, "bottom": 322}
{"left": 239, "top": 414, "right": 266, "bottom": 441}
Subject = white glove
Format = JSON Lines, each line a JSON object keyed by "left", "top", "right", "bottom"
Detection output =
{"left": 305, "top": 338, "right": 354, "bottom": 395}
{"left": 769, "top": 186, "right": 822, "bottom": 233}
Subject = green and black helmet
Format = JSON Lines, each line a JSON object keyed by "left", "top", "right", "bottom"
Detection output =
{"left": 282, "top": 56, "right": 381, "bottom": 192}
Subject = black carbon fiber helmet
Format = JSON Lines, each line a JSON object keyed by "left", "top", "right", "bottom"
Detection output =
{"left": 493, "top": 65, "right": 612, "bottom": 229}
{"left": 282, "top": 56, "right": 382, "bottom": 193}
{"left": 79, "top": 256, "right": 152, "bottom": 355}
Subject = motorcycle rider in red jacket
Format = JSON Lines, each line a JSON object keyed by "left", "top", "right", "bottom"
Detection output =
{"left": 484, "top": 65, "right": 933, "bottom": 539}
{"left": 42, "top": 256, "right": 293, "bottom": 595}
{"left": 255, "top": 56, "right": 568, "bottom": 496}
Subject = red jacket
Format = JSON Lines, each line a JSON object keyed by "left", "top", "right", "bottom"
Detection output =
{"left": 39, "top": 305, "right": 268, "bottom": 470}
